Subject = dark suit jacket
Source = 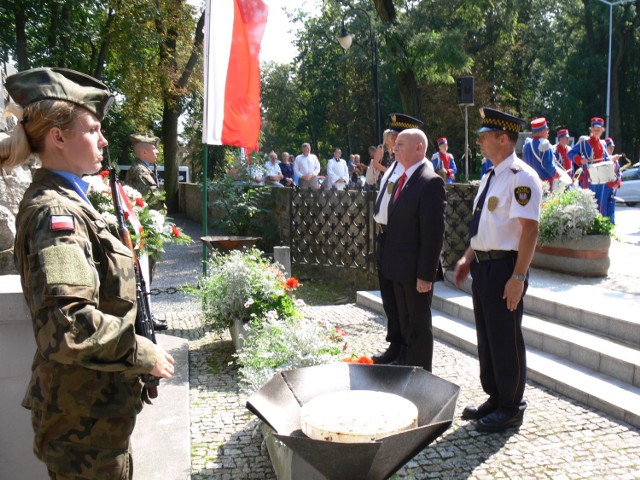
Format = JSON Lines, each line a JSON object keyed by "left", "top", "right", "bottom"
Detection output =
{"left": 382, "top": 161, "right": 446, "bottom": 283}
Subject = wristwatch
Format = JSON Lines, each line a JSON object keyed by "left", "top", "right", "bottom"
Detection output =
{"left": 512, "top": 273, "right": 526, "bottom": 282}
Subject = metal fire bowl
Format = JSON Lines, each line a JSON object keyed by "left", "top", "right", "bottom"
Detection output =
{"left": 246, "top": 363, "right": 460, "bottom": 480}
{"left": 200, "top": 235, "right": 261, "bottom": 252}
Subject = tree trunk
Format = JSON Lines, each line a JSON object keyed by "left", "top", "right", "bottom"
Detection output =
{"left": 14, "top": 3, "right": 29, "bottom": 70}
{"left": 373, "top": 0, "right": 421, "bottom": 117}
{"left": 159, "top": 8, "right": 205, "bottom": 213}
{"left": 162, "top": 100, "right": 181, "bottom": 213}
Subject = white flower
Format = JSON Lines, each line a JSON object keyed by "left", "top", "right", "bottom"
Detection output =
{"left": 244, "top": 298, "right": 255, "bottom": 308}
{"left": 266, "top": 310, "right": 278, "bottom": 320}
{"left": 84, "top": 175, "right": 110, "bottom": 193}
{"left": 295, "top": 299, "right": 306, "bottom": 307}
{"left": 148, "top": 209, "right": 165, "bottom": 232}
{"left": 122, "top": 184, "right": 142, "bottom": 200}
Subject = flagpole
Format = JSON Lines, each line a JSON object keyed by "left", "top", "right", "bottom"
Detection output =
{"left": 202, "top": 145, "right": 209, "bottom": 276}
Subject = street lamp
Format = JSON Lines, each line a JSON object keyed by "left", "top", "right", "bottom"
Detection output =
{"left": 338, "top": 8, "right": 382, "bottom": 145}
{"left": 596, "top": 0, "right": 637, "bottom": 138}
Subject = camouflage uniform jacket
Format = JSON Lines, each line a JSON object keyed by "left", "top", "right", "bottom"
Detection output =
{"left": 14, "top": 169, "right": 157, "bottom": 418}
{"left": 125, "top": 159, "right": 158, "bottom": 198}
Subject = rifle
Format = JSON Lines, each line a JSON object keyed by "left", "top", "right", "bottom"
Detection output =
{"left": 109, "top": 167, "right": 159, "bottom": 403}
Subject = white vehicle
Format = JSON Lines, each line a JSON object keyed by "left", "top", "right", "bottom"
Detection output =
{"left": 616, "top": 165, "right": 640, "bottom": 206}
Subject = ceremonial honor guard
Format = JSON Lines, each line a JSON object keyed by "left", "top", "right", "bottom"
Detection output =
{"left": 567, "top": 117, "right": 615, "bottom": 219}
{"left": 454, "top": 107, "right": 542, "bottom": 432}
{"left": 371, "top": 113, "right": 425, "bottom": 364}
{"left": 522, "top": 117, "right": 559, "bottom": 190}
{"left": 554, "top": 128, "right": 573, "bottom": 175}
{"left": 600, "top": 137, "right": 622, "bottom": 223}
{"left": 2, "top": 67, "right": 174, "bottom": 478}
{"left": 430, "top": 137, "right": 457, "bottom": 184}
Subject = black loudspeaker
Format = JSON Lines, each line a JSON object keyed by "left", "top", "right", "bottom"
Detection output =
{"left": 457, "top": 76, "right": 474, "bottom": 105}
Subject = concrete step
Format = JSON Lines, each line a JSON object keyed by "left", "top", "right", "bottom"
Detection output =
{"left": 450, "top": 270, "right": 640, "bottom": 348}
{"left": 431, "top": 283, "right": 640, "bottom": 388}
{"left": 356, "top": 289, "right": 640, "bottom": 429}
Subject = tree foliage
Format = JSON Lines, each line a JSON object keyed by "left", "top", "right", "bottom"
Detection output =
{"left": 2, "top": 0, "right": 639, "bottom": 192}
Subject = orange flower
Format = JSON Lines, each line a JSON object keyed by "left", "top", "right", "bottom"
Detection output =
{"left": 285, "top": 277, "right": 300, "bottom": 290}
{"left": 171, "top": 225, "right": 180, "bottom": 237}
{"left": 100, "top": 170, "right": 110, "bottom": 179}
{"left": 342, "top": 355, "right": 374, "bottom": 364}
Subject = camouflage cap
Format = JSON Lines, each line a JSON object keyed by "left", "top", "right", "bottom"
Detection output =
{"left": 4, "top": 67, "right": 114, "bottom": 120}
{"left": 129, "top": 134, "right": 160, "bottom": 147}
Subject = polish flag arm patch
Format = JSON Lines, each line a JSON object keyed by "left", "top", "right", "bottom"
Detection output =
{"left": 50, "top": 215, "right": 76, "bottom": 232}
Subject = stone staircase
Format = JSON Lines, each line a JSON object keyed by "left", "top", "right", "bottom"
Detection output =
{"left": 357, "top": 270, "right": 640, "bottom": 429}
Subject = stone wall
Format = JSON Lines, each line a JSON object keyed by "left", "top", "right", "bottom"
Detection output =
{"left": 0, "top": 160, "right": 34, "bottom": 275}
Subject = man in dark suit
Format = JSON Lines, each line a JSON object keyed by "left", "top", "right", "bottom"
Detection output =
{"left": 382, "top": 129, "right": 446, "bottom": 371}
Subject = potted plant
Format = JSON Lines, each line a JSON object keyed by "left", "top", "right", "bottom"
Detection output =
{"left": 185, "top": 248, "right": 303, "bottom": 349}
{"left": 532, "top": 188, "right": 615, "bottom": 276}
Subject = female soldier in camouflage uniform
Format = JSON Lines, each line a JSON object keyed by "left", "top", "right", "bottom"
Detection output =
{"left": 1, "top": 67, "right": 175, "bottom": 480}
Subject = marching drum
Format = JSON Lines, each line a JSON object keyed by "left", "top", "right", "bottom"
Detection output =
{"left": 552, "top": 169, "right": 573, "bottom": 192}
{"left": 588, "top": 160, "right": 617, "bottom": 184}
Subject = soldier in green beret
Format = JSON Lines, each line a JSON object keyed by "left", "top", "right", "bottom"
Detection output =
{"left": 1, "top": 67, "right": 175, "bottom": 479}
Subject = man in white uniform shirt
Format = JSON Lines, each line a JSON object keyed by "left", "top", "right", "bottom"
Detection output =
{"left": 325, "top": 147, "right": 349, "bottom": 190}
{"left": 454, "top": 107, "right": 542, "bottom": 433}
{"left": 294, "top": 142, "right": 321, "bottom": 190}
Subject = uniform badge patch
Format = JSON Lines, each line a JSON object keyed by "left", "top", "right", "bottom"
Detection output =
{"left": 514, "top": 186, "right": 532, "bottom": 206}
{"left": 50, "top": 215, "right": 75, "bottom": 231}
{"left": 487, "top": 196, "right": 499, "bottom": 212}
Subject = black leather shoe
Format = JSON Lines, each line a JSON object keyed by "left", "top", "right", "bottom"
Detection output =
{"left": 476, "top": 409, "right": 524, "bottom": 432}
{"left": 152, "top": 316, "right": 168, "bottom": 331}
{"left": 388, "top": 347, "right": 408, "bottom": 366}
{"left": 461, "top": 400, "right": 497, "bottom": 420}
{"left": 372, "top": 344, "right": 401, "bottom": 365}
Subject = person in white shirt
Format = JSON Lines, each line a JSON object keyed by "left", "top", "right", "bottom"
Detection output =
{"left": 454, "top": 107, "right": 542, "bottom": 433}
{"left": 264, "top": 151, "right": 285, "bottom": 187}
{"left": 294, "top": 142, "right": 321, "bottom": 190}
{"left": 325, "top": 147, "right": 349, "bottom": 190}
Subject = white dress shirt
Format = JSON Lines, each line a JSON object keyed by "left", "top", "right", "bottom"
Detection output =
{"left": 294, "top": 153, "right": 321, "bottom": 178}
{"left": 470, "top": 153, "right": 542, "bottom": 252}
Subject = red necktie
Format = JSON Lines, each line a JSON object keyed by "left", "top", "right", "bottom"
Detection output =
{"left": 394, "top": 173, "right": 407, "bottom": 202}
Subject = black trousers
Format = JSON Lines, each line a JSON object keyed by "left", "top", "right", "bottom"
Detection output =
{"left": 470, "top": 255, "right": 528, "bottom": 413}
{"left": 376, "top": 231, "right": 402, "bottom": 345}
{"left": 392, "top": 281, "right": 434, "bottom": 371}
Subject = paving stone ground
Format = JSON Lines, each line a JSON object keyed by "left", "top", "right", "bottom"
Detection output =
{"left": 152, "top": 215, "right": 640, "bottom": 479}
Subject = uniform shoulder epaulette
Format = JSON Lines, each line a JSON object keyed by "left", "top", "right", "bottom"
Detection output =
{"left": 510, "top": 164, "right": 522, "bottom": 174}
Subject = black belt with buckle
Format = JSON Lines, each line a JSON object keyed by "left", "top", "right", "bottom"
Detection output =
{"left": 474, "top": 250, "right": 517, "bottom": 262}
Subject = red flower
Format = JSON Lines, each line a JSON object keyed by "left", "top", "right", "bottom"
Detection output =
{"left": 171, "top": 225, "right": 180, "bottom": 237}
{"left": 335, "top": 327, "right": 347, "bottom": 337}
{"left": 135, "top": 197, "right": 145, "bottom": 207}
{"left": 285, "top": 277, "right": 300, "bottom": 291}
{"left": 100, "top": 170, "right": 110, "bottom": 179}
{"left": 124, "top": 211, "right": 130, "bottom": 220}
{"left": 342, "top": 356, "right": 374, "bottom": 364}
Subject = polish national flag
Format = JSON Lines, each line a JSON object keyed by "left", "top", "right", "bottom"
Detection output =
{"left": 202, "top": 0, "right": 269, "bottom": 149}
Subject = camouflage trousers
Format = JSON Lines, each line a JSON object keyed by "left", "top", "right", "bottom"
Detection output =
{"left": 31, "top": 409, "right": 136, "bottom": 479}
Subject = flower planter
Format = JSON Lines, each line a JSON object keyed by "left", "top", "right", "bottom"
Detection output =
{"left": 532, "top": 234, "right": 611, "bottom": 277}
